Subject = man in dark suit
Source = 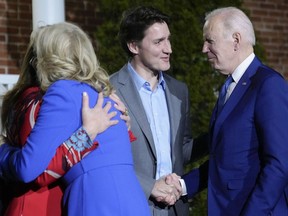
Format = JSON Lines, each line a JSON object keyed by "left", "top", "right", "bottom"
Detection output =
{"left": 110, "top": 6, "right": 208, "bottom": 216}
{"left": 177, "top": 7, "right": 288, "bottom": 215}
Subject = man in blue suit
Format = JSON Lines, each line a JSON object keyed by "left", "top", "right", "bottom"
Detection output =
{"left": 172, "top": 6, "right": 288, "bottom": 215}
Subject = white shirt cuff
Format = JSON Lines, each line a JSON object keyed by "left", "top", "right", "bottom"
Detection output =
{"left": 179, "top": 178, "right": 187, "bottom": 196}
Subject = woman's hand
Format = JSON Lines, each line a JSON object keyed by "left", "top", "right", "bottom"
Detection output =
{"left": 82, "top": 92, "right": 118, "bottom": 141}
{"left": 109, "top": 92, "right": 131, "bottom": 130}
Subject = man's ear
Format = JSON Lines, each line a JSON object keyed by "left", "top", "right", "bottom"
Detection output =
{"left": 127, "top": 41, "right": 139, "bottom": 55}
{"left": 232, "top": 32, "right": 241, "bottom": 51}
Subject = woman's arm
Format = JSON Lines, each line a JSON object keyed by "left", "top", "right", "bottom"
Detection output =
{"left": 0, "top": 81, "right": 102, "bottom": 182}
{"left": 36, "top": 91, "right": 137, "bottom": 185}
{"left": 35, "top": 92, "right": 119, "bottom": 186}
{"left": 0, "top": 87, "right": 133, "bottom": 186}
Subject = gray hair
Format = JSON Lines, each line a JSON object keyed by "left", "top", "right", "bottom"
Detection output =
{"left": 205, "top": 7, "right": 256, "bottom": 46}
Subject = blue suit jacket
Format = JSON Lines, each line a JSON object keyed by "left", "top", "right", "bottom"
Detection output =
{"left": 183, "top": 57, "right": 288, "bottom": 215}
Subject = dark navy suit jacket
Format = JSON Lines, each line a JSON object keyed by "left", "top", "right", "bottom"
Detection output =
{"left": 183, "top": 57, "right": 288, "bottom": 215}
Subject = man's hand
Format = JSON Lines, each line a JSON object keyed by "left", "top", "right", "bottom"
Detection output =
{"left": 165, "top": 173, "right": 181, "bottom": 189}
{"left": 82, "top": 92, "right": 118, "bottom": 140}
{"left": 151, "top": 175, "right": 182, "bottom": 206}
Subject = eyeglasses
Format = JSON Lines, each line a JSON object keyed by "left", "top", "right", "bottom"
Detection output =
{"left": 29, "top": 56, "right": 37, "bottom": 70}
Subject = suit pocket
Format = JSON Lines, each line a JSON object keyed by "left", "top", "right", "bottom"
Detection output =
{"left": 227, "top": 179, "right": 244, "bottom": 190}
{"left": 226, "top": 179, "right": 248, "bottom": 201}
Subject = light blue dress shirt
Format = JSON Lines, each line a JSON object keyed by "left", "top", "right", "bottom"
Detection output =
{"left": 128, "top": 63, "right": 172, "bottom": 180}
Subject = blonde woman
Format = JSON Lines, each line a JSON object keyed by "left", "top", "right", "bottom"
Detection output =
{"left": 0, "top": 38, "right": 122, "bottom": 215}
{"left": 0, "top": 22, "right": 150, "bottom": 216}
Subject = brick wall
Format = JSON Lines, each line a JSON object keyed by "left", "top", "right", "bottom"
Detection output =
{"left": 0, "top": 0, "right": 32, "bottom": 74}
{"left": 243, "top": 0, "right": 288, "bottom": 78}
{"left": 0, "top": 0, "right": 99, "bottom": 75}
{"left": 0, "top": 0, "right": 287, "bottom": 78}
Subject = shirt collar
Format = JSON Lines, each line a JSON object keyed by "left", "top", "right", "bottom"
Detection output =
{"left": 231, "top": 53, "right": 255, "bottom": 83}
{"left": 128, "top": 62, "right": 166, "bottom": 91}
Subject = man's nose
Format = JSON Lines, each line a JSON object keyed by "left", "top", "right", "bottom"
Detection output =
{"left": 202, "top": 42, "right": 209, "bottom": 53}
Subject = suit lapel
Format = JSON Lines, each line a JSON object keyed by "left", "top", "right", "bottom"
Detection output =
{"left": 115, "top": 65, "right": 157, "bottom": 157}
{"left": 163, "top": 75, "right": 181, "bottom": 165}
{"left": 210, "top": 57, "right": 262, "bottom": 151}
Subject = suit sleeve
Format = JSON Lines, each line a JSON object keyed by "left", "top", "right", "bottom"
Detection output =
{"left": 35, "top": 127, "right": 99, "bottom": 186}
{"left": 182, "top": 84, "right": 209, "bottom": 164}
{"left": 182, "top": 160, "right": 209, "bottom": 198}
{"left": 0, "top": 82, "right": 81, "bottom": 183}
{"left": 181, "top": 84, "right": 194, "bottom": 164}
{"left": 11, "top": 89, "right": 97, "bottom": 186}
{"left": 241, "top": 75, "right": 288, "bottom": 215}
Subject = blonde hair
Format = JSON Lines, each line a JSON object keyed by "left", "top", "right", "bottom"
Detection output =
{"left": 31, "top": 22, "right": 112, "bottom": 95}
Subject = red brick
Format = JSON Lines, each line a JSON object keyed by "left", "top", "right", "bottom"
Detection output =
{"left": 0, "top": 0, "right": 287, "bottom": 78}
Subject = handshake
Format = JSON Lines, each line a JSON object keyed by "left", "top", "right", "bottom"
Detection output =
{"left": 151, "top": 173, "right": 183, "bottom": 206}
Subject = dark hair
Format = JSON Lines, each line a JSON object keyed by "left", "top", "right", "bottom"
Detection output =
{"left": 118, "top": 6, "right": 170, "bottom": 57}
{"left": 1, "top": 44, "right": 41, "bottom": 145}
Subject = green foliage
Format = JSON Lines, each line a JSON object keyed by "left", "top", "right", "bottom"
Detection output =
{"left": 95, "top": 0, "right": 244, "bottom": 136}
{"left": 94, "top": 0, "right": 264, "bottom": 215}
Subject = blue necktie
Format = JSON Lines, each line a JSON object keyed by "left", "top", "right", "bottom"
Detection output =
{"left": 217, "top": 76, "right": 233, "bottom": 114}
